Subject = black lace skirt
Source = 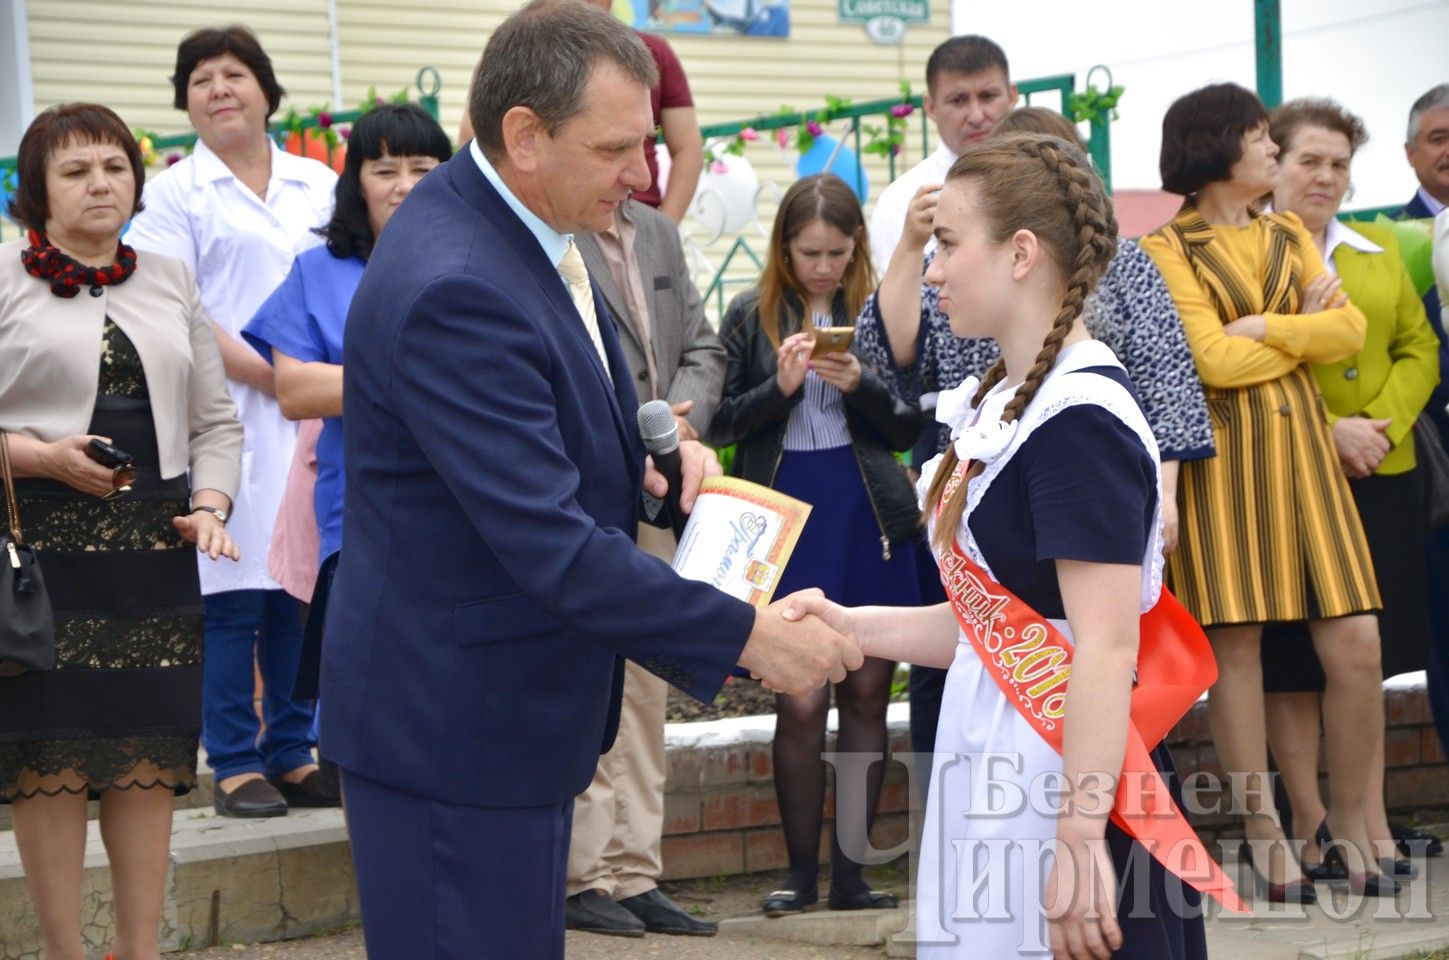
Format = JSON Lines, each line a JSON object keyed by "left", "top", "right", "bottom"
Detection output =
{"left": 0, "top": 344, "right": 204, "bottom": 801}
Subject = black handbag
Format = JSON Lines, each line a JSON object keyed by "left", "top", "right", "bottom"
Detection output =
{"left": 1414, "top": 415, "right": 1449, "bottom": 530}
{"left": 0, "top": 430, "right": 55, "bottom": 677}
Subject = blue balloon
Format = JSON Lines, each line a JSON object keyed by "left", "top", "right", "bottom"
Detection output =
{"left": 795, "top": 135, "right": 869, "bottom": 203}
{"left": 0, "top": 167, "right": 16, "bottom": 217}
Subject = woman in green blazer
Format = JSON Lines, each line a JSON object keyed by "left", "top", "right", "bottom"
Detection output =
{"left": 1263, "top": 99, "right": 1441, "bottom": 881}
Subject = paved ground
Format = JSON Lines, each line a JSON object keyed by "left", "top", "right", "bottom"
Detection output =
{"left": 183, "top": 929, "right": 886, "bottom": 960}
{"left": 182, "top": 866, "right": 900, "bottom": 959}
{"left": 179, "top": 846, "right": 1449, "bottom": 960}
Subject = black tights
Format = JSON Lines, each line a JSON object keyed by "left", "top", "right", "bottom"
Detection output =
{"left": 771, "top": 656, "right": 896, "bottom": 895}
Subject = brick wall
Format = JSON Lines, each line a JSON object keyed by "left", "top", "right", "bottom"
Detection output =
{"left": 660, "top": 707, "right": 916, "bottom": 880}
{"left": 658, "top": 680, "right": 1448, "bottom": 881}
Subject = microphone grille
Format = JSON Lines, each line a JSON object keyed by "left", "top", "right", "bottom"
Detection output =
{"left": 637, "top": 399, "right": 678, "bottom": 452}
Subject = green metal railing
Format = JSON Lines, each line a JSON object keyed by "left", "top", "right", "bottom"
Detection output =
{"left": 693, "top": 73, "right": 1092, "bottom": 317}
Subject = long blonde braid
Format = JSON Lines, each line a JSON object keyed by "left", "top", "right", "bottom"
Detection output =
{"left": 925, "top": 134, "right": 1119, "bottom": 554}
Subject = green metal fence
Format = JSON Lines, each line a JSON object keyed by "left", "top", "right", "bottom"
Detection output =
{"left": 692, "top": 73, "right": 1095, "bottom": 317}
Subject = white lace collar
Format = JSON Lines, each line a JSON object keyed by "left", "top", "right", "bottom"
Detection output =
{"left": 934, "top": 339, "right": 1121, "bottom": 466}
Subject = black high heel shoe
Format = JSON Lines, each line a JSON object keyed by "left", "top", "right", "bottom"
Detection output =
{"left": 1238, "top": 840, "right": 1318, "bottom": 904}
{"left": 1314, "top": 821, "right": 1403, "bottom": 896}
{"left": 1315, "top": 821, "right": 1417, "bottom": 881}
{"left": 1390, "top": 822, "right": 1442, "bottom": 859}
{"left": 1294, "top": 833, "right": 1347, "bottom": 883}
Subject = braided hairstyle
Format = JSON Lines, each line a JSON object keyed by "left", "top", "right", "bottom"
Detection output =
{"left": 924, "top": 133, "right": 1119, "bottom": 553}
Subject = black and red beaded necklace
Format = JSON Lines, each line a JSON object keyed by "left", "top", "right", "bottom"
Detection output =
{"left": 20, "top": 228, "right": 137, "bottom": 299}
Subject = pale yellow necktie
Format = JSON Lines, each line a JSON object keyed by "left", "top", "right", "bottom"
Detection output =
{"left": 558, "top": 240, "right": 612, "bottom": 381}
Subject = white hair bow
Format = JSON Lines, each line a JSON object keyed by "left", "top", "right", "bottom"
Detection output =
{"left": 935, "top": 376, "right": 1018, "bottom": 465}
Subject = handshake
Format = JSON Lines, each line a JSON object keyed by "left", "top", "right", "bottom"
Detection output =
{"left": 736, "top": 589, "right": 864, "bottom": 697}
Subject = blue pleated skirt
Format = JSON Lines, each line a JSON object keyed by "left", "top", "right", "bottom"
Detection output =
{"left": 770, "top": 445, "right": 917, "bottom": 607}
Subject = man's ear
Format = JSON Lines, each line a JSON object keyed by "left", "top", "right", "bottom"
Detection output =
{"left": 500, "top": 106, "right": 546, "bottom": 173}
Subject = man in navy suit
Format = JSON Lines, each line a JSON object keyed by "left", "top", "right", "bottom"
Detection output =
{"left": 1397, "top": 82, "right": 1449, "bottom": 795}
{"left": 1397, "top": 84, "right": 1449, "bottom": 431}
{"left": 318, "top": 2, "right": 861, "bottom": 956}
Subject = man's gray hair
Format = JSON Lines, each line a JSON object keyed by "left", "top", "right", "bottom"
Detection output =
{"left": 1407, "top": 83, "right": 1449, "bottom": 143}
{"left": 469, "top": 0, "right": 658, "bottom": 161}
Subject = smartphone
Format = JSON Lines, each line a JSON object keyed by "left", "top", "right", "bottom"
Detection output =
{"left": 810, "top": 326, "right": 855, "bottom": 358}
{"left": 85, "top": 439, "right": 135, "bottom": 470}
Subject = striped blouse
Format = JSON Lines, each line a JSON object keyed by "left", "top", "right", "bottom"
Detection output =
{"left": 782, "top": 313, "right": 852, "bottom": 450}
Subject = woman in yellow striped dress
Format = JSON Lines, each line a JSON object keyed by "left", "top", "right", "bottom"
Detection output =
{"left": 1142, "top": 83, "right": 1396, "bottom": 899}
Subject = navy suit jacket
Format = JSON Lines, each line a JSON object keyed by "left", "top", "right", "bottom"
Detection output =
{"left": 319, "top": 149, "right": 755, "bottom": 808}
{"left": 1398, "top": 192, "right": 1448, "bottom": 441}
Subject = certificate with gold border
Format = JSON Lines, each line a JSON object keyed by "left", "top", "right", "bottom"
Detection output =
{"left": 671, "top": 477, "right": 811, "bottom": 608}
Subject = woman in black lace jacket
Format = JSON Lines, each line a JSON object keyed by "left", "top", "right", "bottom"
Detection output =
{"left": 0, "top": 104, "right": 240, "bottom": 960}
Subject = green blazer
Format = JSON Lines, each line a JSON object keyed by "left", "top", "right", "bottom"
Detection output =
{"left": 1313, "top": 222, "right": 1441, "bottom": 475}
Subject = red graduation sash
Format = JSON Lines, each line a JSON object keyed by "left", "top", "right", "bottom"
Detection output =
{"left": 936, "top": 464, "right": 1249, "bottom": 914}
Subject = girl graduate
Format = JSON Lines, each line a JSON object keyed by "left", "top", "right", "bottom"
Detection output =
{"left": 782, "top": 134, "right": 1243, "bottom": 958}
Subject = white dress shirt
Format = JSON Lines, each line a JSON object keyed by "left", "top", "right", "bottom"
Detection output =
{"left": 1321, "top": 217, "right": 1385, "bottom": 276}
{"left": 1416, "top": 186, "right": 1446, "bottom": 217}
{"left": 868, "top": 143, "right": 957, "bottom": 268}
{"left": 127, "top": 138, "right": 337, "bottom": 594}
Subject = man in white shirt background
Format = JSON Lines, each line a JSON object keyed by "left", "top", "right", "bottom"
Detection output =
{"left": 866, "top": 35, "right": 1018, "bottom": 267}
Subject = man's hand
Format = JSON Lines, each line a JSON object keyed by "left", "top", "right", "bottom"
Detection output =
{"left": 671, "top": 400, "right": 699, "bottom": 442}
{"left": 736, "top": 595, "right": 864, "bottom": 696}
{"left": 1333, "top": 416, "right": 1391, "bottom": 478}
{"left": 643, "top": 439, "right": 722, "bottom": 514}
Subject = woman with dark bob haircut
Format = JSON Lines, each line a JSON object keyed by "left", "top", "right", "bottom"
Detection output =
{"left": 243, "top": 104, "right": 452, "bottom": 694}
{"left": 127, "top": 25, "right": 340, "bottom": 820}
{"left": 1142, "top": 82, "right": 1396, "bottom": 900}
{"left": 0, "top": 103, "right": 242, "bottom": 960}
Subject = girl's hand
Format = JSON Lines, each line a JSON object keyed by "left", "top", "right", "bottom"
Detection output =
{"left": 1045, "top": 832, "right": 1122, "bottom": 960}
{"left": 776, "top": 332, "right": 814, "bottom": 396}
{"left": 42, "top": 435, "right": 117, "bottom": 498}
{"left": 778, "top": 588, "right": 858, "bottom": 648}
{"left": 172, "top": 511, "right": 241, "bottom": 562}
{"left": 811, "top": 351, "right": 862, "bottom": 393}
{"left": 901, "top": 183, "right": 942, "bottom": 251}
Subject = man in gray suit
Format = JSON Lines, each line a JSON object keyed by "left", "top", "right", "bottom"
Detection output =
{"left": 565, "top": 198, "right": 726, "bottom": 938}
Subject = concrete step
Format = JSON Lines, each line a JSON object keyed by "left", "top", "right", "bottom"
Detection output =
{"left": 0, "top": 806, "right": 356, "bottom": 959}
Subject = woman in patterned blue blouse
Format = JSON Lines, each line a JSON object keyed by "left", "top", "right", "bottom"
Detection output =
{"left": 858, "top": 107, "right": 1213, "bottom": 770}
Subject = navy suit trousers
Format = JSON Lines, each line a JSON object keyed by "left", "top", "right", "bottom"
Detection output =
{"left": 342, "top": 768, "right": 573, "bottom": 959}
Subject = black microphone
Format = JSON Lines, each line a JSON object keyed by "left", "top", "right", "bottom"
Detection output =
{"left": 637, "top": 399, "right": 689, "bottom": 540}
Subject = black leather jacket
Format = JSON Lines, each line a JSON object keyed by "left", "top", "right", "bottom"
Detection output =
{"left": 706, "top": 287, "right": 924, "bottom": 558}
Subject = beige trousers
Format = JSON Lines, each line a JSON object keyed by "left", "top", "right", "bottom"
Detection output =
{"left": 566, "top": 524, "right": 673, "bottom": 898}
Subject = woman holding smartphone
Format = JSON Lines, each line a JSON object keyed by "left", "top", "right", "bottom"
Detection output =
{"left": 0, "top": 103, "right": 241, "bottom": 960}
{"left": 708, "top": 172, "right": 924, "bottom": 916}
